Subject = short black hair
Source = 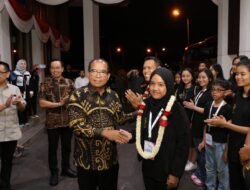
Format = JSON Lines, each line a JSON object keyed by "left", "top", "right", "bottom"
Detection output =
{"left": 88, "top": 58, "right": 110, "bottom": 73}
{"left": 144, "top": 56, "right": 162, "bottom": 67}
{"left": 212, "top": 79, "right": 230, "bottom": 90}
{"left": 49, "top": 59, "right": 64, "bottom": 68}
{"left": 0, "top": 61, "right": 10, "bottom": 72}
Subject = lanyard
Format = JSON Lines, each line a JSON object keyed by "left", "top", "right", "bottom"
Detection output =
{"left": 148, "top": 109, "right": 163, "bottom": 138}
{"left": 207, "top": 100, "right": 225, "bottom": 132}
{"left": 194, "top": 89, "right": 206, "bottom": 105}
{"left": 208, "top": 100, "right": 225, "bottom": 119}
{"left": 191, "top": 89, "right": 206, "bottom": 122}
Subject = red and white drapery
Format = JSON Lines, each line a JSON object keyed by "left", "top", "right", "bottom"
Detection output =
{"left": 5, "top": 0, "right": 33, "bottom": 33}
{"left": 1, "top": 0, "right": 70, "bottom": 51}
{"left": 34, "top": 0, "right": 126, "bottom": 5}
{"left": 1, "top": 0, "right": 126, "bottom": 50}
{"left": 33, "top": 15, "right": 50, "bottom": 43}
{"left": 35, "top": 0, "right": 69, "bottom": 6}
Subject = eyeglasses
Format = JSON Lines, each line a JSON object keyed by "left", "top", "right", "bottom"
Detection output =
{"left": 89, "top": 69, "right": 108, "bottom": 76}
{"left": 211, "top": 88, "right": 225, "bottom": 92}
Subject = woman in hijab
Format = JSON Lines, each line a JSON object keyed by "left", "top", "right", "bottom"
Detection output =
{"left": 12, "top": 59, "right": 31, "bottom": 127}
{"left": 135, "top": 67, "right": 190, "bottom": 190}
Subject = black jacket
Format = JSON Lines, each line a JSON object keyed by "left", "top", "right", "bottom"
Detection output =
{"left": 139, "top": 101, "right": 190, "bottom": 182}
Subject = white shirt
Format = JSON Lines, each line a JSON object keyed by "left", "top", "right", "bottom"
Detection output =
{"left": 74, "top": 77, "right": 89, "bottom": 89}
{"left": 0, "top": 84, "right": 22, "bottom": 142}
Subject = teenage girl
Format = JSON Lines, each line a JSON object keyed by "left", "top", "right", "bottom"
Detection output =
{"left": 183, "top": 69, "right": 213, "bottom": 186}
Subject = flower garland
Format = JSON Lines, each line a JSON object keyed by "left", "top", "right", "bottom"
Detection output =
{"left": 136, "top": 95, "right": 176, "bottom": 159}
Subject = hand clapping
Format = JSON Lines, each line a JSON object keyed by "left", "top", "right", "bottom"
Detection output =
{"left": 12, "top": 95, "right": 23, "bottom": 105}
{"left": 204, "top": 115, "right": 226, "bottom": 127}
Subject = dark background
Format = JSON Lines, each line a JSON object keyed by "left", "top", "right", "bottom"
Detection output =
{"left": 66, "top": 0, "right": 218, "bottom": 72}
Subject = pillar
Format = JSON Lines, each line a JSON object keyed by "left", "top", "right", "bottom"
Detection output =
{"left": 0, "top": 8, "right": 11, "bottom": 68}
{"left": 83, "top": 0, "right": 100, "bottom": 73}
{"left": 239, "top": 0, "right": 250, "bottom": 57}
{"left": 217, "top": 0, "right": 235, "bottom": 79}
{"left": 31, "top": 29, "right": 45, "bottom": 83}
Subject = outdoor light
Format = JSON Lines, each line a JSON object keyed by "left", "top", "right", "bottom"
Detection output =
{"left": 116, "top": 47, "right": 122, "bottom": 53}
{"left": 171, "top": 7, "right": 190, "bottom": 45}
{"left": 172, "top": 8, "right": 180, "bottom": 17}
{"left": 146, "top": 48, "right": 152, "bottom": 53}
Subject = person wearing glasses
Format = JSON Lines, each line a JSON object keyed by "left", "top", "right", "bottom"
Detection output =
{"left": 0, "top": 61, "right": 26, "bottom": 190}
{"left": 67, "top": 58, "right": 134, "bottom": 190}
{"left": 39, "top": 60, "right": 76, "bottom": 186}
{"left": 199, "top": 79, "right": 232, "bottom": 190}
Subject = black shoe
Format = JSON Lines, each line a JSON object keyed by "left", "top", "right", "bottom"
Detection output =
{"left": 49, "top": 173, "right": 58, "bottom": 186}
{"left": 61, "top": 168, "right": 77, "bottom": 178}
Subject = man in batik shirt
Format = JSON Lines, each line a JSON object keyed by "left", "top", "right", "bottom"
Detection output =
{"left": 67, "top": 59, "right": 134, "bottom": 190}
{"left": 39, "top": 60, "right": 76, "bottom": 186}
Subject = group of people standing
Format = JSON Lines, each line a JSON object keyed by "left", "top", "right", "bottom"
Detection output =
{"left": 174, "top": 56, "right": 250, "bottom": 190}
{"left": 1, "top": 54, "right": 250, "bottom": 190}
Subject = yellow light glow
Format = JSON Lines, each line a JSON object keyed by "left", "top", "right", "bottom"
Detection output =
{"left": 146, "top": 48, "right": 152, "bottom": 53}
{"left": 116, "top": 47, "right": 122, "bottom": 53}
{"left": 172, "top": 8, "right": 180, "bottom": 17}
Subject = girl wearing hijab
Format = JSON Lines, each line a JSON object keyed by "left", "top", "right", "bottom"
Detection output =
{"left": 135, "top": 67, "right": 189, "bottom": 190}
{"left": 12, "top": 59, "right": 31, "bottom": 127}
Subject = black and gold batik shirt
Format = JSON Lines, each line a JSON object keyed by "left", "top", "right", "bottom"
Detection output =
{"left": 39, "top": 77, "right": 74, "bottom": 129}
{"left": 67, "top": 85, "right": 135, "bottom": 171}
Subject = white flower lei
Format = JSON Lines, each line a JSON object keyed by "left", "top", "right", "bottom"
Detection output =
{"left": 136, "top": 95, "right": 176, "bottom": 159}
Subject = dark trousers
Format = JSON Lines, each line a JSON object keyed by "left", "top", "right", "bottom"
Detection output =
{"left": 77, "top": 164, "right": 119, "bottom": 190}
{"left": 0, "top": 140, "right": 17, "bottom": 188}
{"left": 229, "top": 161, "right": 247, "bottom": 190}
{"left": 193, "top": 137, "right": 206, "bottom": 183}
{"left": 18, "top": 108, "right": 28, "bottom": 124}
{"left": 28, "top": 93, "right": 37, "bottom": 115}
{"left": 143, "top": 175, "right": 171, "bottom": 190}
{"left": 47, "top": 127, "right": 73, "bottom": 174}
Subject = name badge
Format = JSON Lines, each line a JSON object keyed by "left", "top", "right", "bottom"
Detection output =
{"left": 205, "top": 133, "right": 213, "bottom": 146}
{"left": 144, "top": 140, "right": 155, "bottom": 153}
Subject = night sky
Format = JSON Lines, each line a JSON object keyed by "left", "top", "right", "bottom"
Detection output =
{"left": 67, "top": 0, "right": 217, "bottom": 71}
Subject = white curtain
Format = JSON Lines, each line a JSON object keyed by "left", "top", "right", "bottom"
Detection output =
{"left": 35, "top": 0, "right": 69, "bottom": 6}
